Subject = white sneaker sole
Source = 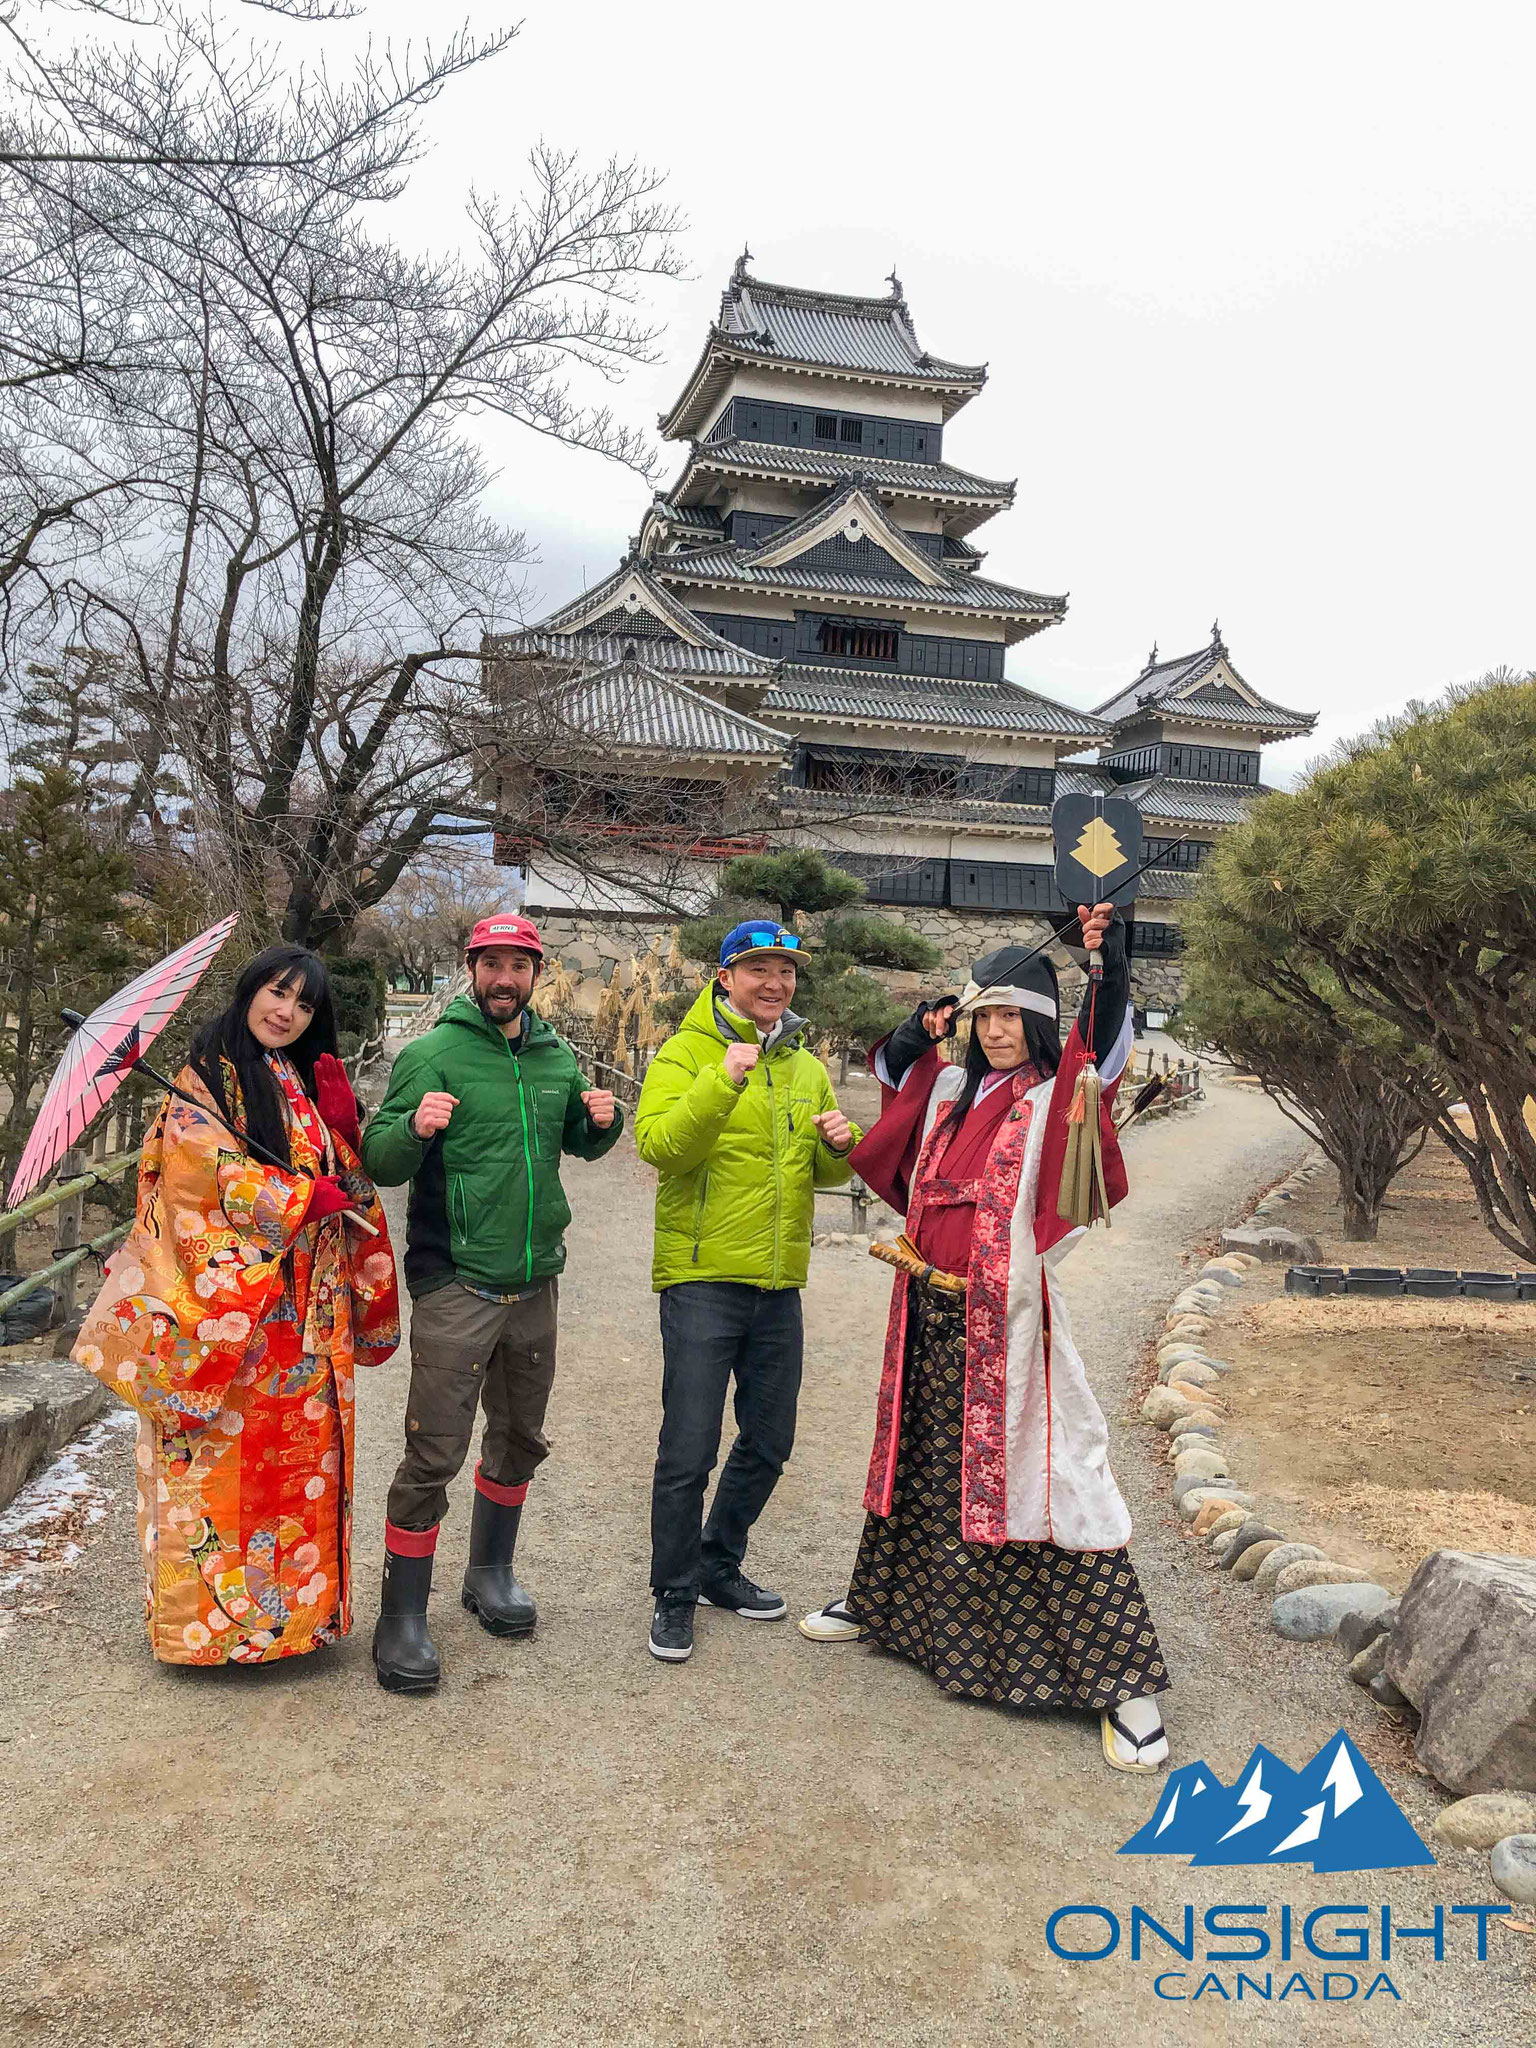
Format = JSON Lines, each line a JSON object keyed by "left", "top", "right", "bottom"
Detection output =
{"left": 698, "top": 1594, "right": 787, "bottom": 1620}
{"left": 648, "top": 1637, "right": 693, "bottom": 1662}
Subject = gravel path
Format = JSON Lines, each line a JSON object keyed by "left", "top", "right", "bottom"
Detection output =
{"left": 1, "top": 1080, "right": 1529, "bottom": 2045}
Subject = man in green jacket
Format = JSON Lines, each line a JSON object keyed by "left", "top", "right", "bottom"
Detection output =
{"left": 635, "top": 919, "right": 858, "bottom": 1663}
{"left": 361, "top": 913, "right": 623, "bottom": 1693}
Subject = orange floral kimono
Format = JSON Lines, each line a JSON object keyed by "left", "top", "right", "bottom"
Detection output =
{"left": 74, "top": 1056, "right": 399, "bottom": 1665}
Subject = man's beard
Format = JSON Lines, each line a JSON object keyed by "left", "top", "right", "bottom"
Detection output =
{"left": 475, "top": 986, "right": 526, "bottom": 1025}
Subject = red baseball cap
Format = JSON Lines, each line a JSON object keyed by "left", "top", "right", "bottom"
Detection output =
{"left": 465, "top": 913, "right": 544, "bottom": 959}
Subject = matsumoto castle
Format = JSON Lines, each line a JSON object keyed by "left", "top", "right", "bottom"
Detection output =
{"left": 485, "top": 255, "right": 1316, "bottom": 1002}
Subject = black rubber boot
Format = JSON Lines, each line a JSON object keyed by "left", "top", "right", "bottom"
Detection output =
{"left": 461, "top": 1485, "right": 537, "bottom": 1638}
{"left": 372, "top": 1539, "right": 441, "bottom": 1693}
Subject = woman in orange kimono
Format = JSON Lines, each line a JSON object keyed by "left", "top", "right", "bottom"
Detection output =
{"left": 74, "top": 945, "right": 399, "bottom": 1666}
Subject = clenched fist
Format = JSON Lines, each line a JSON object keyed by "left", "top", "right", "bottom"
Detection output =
{"left": 581, "top": 1088, "right": 616, "bottom": 1130}
{"left": 812, "top": 1109, "right": 853, "bottom": 1155}
{"left": 411, "top": 1090, "right": 459, "bottom": 1140}
{"left": 1077, "top": 901, "right": 1114, "bottom": 954}
{"left": 723, "top": 1041, "right": 761, "bottom": 1086}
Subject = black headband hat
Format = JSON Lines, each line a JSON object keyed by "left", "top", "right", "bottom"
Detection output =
{"left": 955, "top": 942, "right": 1060, "bottom": 1021}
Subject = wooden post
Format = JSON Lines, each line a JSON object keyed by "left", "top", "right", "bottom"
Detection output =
{"left": 55, "top": 1144, "right": 85, "bottom": 1321}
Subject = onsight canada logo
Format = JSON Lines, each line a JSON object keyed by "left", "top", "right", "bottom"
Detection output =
{"left": 1118, "top": 1726, "right": 1434, "bottom": 1873}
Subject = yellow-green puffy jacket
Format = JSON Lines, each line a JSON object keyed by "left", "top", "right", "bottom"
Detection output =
{"left": 635, "top": 982, "right": 859, "bottom": 1292}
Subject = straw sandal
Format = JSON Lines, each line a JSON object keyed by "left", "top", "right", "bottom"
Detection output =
{"left": 798, "top": 1599, "right": 864, "bottom": 1642}
{"left": 1101, "top": 1707, "right": 1169, "bottom": 1774}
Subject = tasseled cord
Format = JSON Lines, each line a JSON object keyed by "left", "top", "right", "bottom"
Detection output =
{"left": 1057, "top": 969, "right": 1112, "bottom": 1229}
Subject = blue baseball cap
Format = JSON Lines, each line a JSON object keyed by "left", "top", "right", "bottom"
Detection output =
{"left": 718, "top": 920, "right": 804, "bottom": 968}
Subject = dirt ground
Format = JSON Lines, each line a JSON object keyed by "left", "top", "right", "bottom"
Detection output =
{"left": 1212, "top": 1139, "right": 1536, "bottom": 1586}
{"left": 1, "top": 1079, "right": 1532, "bottom": 2046}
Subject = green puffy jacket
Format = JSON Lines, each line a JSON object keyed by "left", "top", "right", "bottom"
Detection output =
{"left": 361, "top": 996, "right": 622, "bottom": 1297}
{"left": 634, "top": 982, "right": 858, "bottom": 1293}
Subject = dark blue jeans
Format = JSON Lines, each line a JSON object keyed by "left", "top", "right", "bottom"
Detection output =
{"left": 650, "top": 1281, "right": 804, "bottom": 1597}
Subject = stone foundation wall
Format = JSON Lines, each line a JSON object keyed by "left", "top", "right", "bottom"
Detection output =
{"left": 529, "top": 905, "right": 1186, "bottom": 1014}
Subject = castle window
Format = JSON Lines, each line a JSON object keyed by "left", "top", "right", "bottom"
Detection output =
{"left": 814, "top": 414, "right": 838, "bottom": 441}
{"left": 839, "top": 417, "right": 863, "bottom": 444}
{"left": 817, "top": 619, "right": 898, "bottom": 662}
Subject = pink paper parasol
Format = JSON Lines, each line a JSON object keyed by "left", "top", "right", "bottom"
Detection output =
{"left": 8, "top": 914, "right": 241, "bottom": 1205}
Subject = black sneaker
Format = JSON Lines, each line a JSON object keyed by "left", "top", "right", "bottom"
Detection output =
{"left": 699, "top": 1569, "right": 787, "bottom": 1621}
{"left": 648, "top": 1592, "right": 695, "bottom": 1663}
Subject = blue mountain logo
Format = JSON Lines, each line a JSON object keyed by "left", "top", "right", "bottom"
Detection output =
{"left": 1119, "top": 1729, "right": 1435, "bottom": 1874}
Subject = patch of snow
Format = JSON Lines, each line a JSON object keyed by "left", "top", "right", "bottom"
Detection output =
{"left": 0, "top": 1408, "right": 135, "bottom": 1631}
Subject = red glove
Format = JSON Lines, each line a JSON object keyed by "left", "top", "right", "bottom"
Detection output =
{"left": 313, "top": 1053, "right": 361, "bottom": 1152}
{"left": 303, "top": 1176, "right": 352, "bottom": 1226}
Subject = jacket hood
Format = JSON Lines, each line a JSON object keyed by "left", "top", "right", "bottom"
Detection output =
{"left": 679, "top": 980, "right": 807, "bottom": 1053}
{"left": 442, "top": 993, "right": 558, "bottom": 1049}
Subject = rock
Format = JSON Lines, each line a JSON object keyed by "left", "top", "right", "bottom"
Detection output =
{"left": 1169, "top": 1429, "right": 1220, "bottom": 1458}
{"left": 1491, "top": 1836, "right": 1536, "bottom": 1906}
{"left": 0, "top": 1355, "right": 111, "bottom": 1513}
{"left": 1204, "top": 1508, "right": 1250, "bottom": 1541}
{"left": 1156, "top": 1341, "right": 1207, "bottom": 1368}
{"left": 1142, "top": 1387, "right": 1195, "bottom": 1429}
{"left": 1232, "top": 1539, "right": 1285, "bottom": 1582}
{"left": 1434, "top": 1794, "right": 1536, "bottom": 1851}
{"left": 1385, "top": 1551, "right": 1536, "bottom": 1794}
{"left": 1172, "top": 1290, "right": 1223, "bottom": 1317}
{"left": 1271, "top": 1582, "right": 1393, "bottom": 1642}
{"left": 1220, "top": 1522, "right": 1287, "bottom": 1570}
{"left": 1252, "top": 1542, "right": 1328, "bottom": 1592}
{"left": 1369, "top": 1670, "right": 1412, "bottom": 1710}
{"left": 1338, "top": 1601, "right": 1399, "bottom": 1659}
{"left": 1164, "top": 1317, "right": 1212, "bottom": 1340}
{"left": 1273, "top": 1561, "right": 1370, "bottom": 1597}
{"left": 1193, "top": 1499, "right": 1242, "bottom": 1536}
{"left": 1220, "top": 1223, "right": 1325, "bottom": 1264}
{"left": 1350, "top": 1636, "right": 1392, "bottom": 1688}
{"left": 1173, "top": 1449, "right": 1230, "bottom": 1484}
{"left": 1171, "top": 1417, "right": 1220, "bottom": 1440}
{"left": 1179, "top": 1488, "right": 1251, "bottom": 1520}
{"left": 1173, "top": 1472, "right": 1227, "bottom": 1505}
{"left": 1168, "top": 1360, "right": 1222, "bottom": 1391}
{"left": 1199, "top": 1263, "right": 1245, "bottom": 1287}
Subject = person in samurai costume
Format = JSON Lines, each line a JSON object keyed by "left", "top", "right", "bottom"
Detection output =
{"left": 798, "top": 902, "right": 1171, "bottom": 1773}
{"left": 74, "top": 946, "right": 400, "bottom": 1666}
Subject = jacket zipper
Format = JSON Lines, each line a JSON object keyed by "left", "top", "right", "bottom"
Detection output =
{"left": 764, "top": 1054, "right": 784, "bottom": 1288}
{"left": 505, "top": 1032, "right": 535, "bottom": 1283}
{"left": 691, "top": 1165, "right": 710, "bottom": 1264}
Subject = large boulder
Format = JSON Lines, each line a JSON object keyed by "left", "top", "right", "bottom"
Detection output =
{"left": 1220, "top": 1223, "right": 1324, "bottom": 1264}
{"left": 0, "top": 1355, "right": 110, "bottom": 1512}
{"left": 1385, "top": 1552, "right": 1536, "bottom": 1794}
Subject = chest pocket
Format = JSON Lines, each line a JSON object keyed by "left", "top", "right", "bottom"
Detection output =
{"left": 533, "top": 1082, "right": 568, "bottom": 1157}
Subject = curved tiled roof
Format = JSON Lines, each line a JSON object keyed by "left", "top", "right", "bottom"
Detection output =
{"left": 765, "top": 667, "right": 1107, "bottom": 739}
{"left": 657, "top": 549, "right": 1066, "bottom": 624}
{"left": 684, "top": 438, "right": 1011, "bottom": 501}
{"left": 486, "top": 629, "right": 777, "bottom": 680}
{"left": 494, "top": 655, "right": 788, "bottom": 759}
{"left": 1095, "top": 634, "right": 1315, "bottom": 739}
{"left": 720, "top": 269, "right": 985, "bottom": 384}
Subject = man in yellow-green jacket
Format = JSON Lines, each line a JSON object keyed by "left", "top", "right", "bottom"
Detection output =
{"left": 635, "top": 919, "right": 859, "bottom": 1663}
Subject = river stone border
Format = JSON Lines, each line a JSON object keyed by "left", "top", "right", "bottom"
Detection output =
{"left": 1140, "top": 1144, "right": 1536, "bottom": 1902}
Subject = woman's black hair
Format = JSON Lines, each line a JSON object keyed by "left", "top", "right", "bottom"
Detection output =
{"left": 188, "top": 945, "right": 336, "bottom": 1170}
{"left": 944, "top": 1006, "right": 1061, "bottom": 1127}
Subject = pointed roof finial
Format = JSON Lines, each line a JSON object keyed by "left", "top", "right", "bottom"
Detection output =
{"left": 1211, "top": 617, "right": 1225, "bottom": 651}
{"left": 733, "top": 244, "right": 753, "bottom": 283}
{"left": 1146, "top": 640, "right": 1158, "bottom": 670}
{"left": 886, "top": 266, "right": 904, "bottom": 299}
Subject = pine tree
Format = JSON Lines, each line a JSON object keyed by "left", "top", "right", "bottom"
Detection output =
{"left": 0, "top": 769, "right": 137, "bottom": 1166}
{"left": 679, "top": 850, "right": 941, "bottom": 1079}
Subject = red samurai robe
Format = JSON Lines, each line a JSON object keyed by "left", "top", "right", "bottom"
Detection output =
{"left": 852, "top": 1014, "right": 1133, "bottom": 1551}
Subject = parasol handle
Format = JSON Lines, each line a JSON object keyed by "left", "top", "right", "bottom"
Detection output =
{"left": 65, "top": 1021, "right": 381, "bottom": 1238}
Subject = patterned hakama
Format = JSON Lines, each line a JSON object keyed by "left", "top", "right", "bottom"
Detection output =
{"left": 846, "top": 1287, "right": 1168, "bottom": 1712}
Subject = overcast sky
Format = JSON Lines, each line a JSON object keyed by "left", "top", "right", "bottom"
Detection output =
{"left": 337, "top": 0, "right": 1532, "bottom": 781}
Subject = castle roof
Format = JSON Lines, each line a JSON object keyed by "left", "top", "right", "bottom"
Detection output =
{"left": 670, "top": 439, "right": 1014, "bottom": 533}
{"left": 661, "top": 260, "right": 987, "bottom": 437}
{"left": 489, "top": 646, "right": 788, "bottom": 761}
{"left": 764, "top": 669, "right": 1106, "bottom": 742}
{"left": 1094, "top": 627, "right": 1316, "bottom": 740}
